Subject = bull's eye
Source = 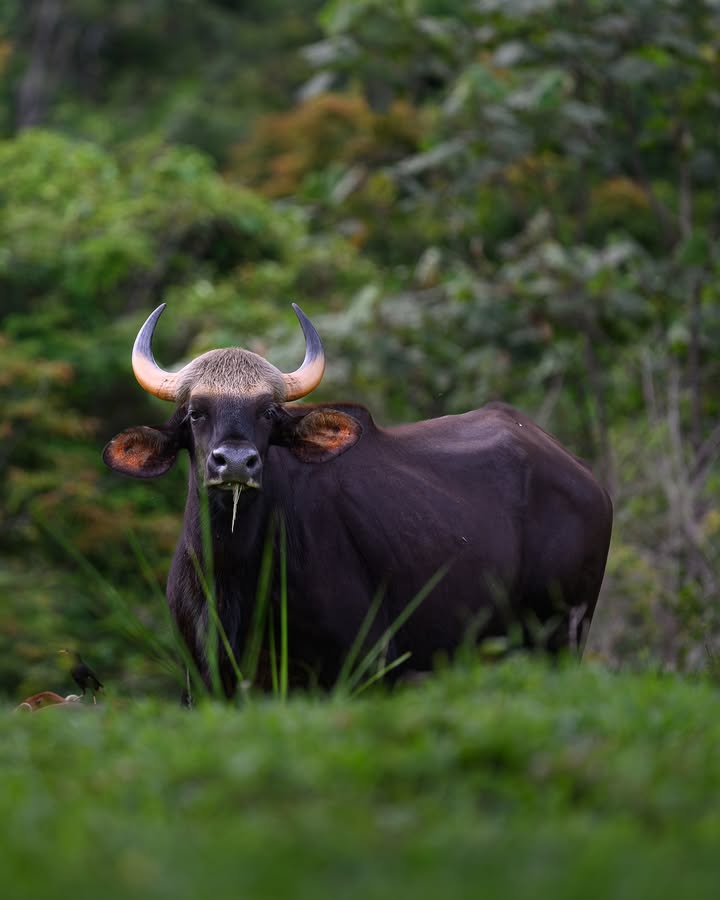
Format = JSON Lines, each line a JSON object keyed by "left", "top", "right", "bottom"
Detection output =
{"left": 263, "top": 406, "right": 277, "bottom": 420}
{"left": 189, "top": 409, "right": 205, "bottom": 423}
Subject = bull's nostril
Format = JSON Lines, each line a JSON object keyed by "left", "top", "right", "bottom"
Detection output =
{"left": 209, "top": 444, "right": 262, "bottom": 483}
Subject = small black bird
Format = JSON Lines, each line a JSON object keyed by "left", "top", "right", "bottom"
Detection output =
{"left": 58, "top": 650, "right": 104, "bottom": 699}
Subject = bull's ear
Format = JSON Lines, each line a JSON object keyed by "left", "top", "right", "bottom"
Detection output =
{"left": 103, "top": 425, "right": 180, "bottom": 478}
{"left": 276, "top": 408, "right": 362, "bottom": 463}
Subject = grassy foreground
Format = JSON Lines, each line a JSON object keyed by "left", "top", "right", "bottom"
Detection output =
{"left": 2, "top": 657, "right": 720, "bottom": 900}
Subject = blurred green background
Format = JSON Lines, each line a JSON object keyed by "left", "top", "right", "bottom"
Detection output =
{"left": 0, "top": 0, "right": 718, "bottom": 700}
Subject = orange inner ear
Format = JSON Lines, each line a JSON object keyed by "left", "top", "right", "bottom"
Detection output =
{"left": 103, "top": 426, "right": 178, "bottom": 477}
{"left": 297, "top": 411, "right": 356, "bottom": 447}
{"left": 292, "top": 410, "right": 362, "bottom": 462}
{"left": 112, "top": 434, "right": 158, "bottom": 469}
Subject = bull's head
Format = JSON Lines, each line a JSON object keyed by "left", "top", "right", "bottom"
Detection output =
{"left": 103, "top": 305, "right": 362, "bottom": 497}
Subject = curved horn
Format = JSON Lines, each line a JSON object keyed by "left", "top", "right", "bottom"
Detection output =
{"left": 282, "top": 304, "right": 326, "bottom": 401}
{"left": 132, "top": 304, "right": 186, "bottom": 401}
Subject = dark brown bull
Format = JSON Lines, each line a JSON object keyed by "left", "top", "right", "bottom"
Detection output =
{"left": 104, "top": 305, "right": 612, "bottom": 693}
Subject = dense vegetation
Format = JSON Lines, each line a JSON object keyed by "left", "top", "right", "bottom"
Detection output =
{"left": 0, "top": 0, "right": 719, "bottom": 699}
{"left": 5, "top": 659, "right": 720, "bottom": 899}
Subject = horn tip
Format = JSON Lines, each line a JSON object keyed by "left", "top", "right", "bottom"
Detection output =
{"left": 137, "top": 304, "right": 167, "bottom": 335}
{"left": 291, "top": 302, "right": 314, "bottom": 332}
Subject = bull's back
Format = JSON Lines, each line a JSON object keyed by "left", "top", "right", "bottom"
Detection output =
{"left": 370, "top": 402, "right": 612, "bottom": 652}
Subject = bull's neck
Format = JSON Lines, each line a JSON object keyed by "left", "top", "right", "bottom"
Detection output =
{"left": 185, "top": 468, "right": 273, "bottom": 566}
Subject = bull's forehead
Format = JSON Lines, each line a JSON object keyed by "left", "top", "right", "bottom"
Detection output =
{"left": 177, "top": 348, "right": 286, "bottom": 402}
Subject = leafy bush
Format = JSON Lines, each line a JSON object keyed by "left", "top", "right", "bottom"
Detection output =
{"left": 4, "top": 659, "right": 720, "bottom": 899}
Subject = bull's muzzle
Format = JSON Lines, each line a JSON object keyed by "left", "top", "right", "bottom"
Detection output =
{"left": 206, "top": 441, "right": 263, "bottom": 490}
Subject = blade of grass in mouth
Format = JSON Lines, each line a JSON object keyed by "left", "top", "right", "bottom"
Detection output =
{"left": 231, "top": 484, "right": 241, "bottom": 533}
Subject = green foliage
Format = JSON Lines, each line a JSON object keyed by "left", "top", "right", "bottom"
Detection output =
{"left": 0, "top": 0, "right": 325, "bottom": 158}
{"left": 4, "top": 659, "right": 720, "bottom": 898}
{"left": 0, "top": 130, "right": 291, "bottom": 317}
{"left": 230, "top": 92, "right": 421, "bottom": 199}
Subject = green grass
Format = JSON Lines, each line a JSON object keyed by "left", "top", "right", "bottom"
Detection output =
{"left": 3, "top": 657, "right": 720, "bottom": 900}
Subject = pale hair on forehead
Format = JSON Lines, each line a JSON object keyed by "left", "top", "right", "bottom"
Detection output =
{"left": 175, "top": 348, "right": 287, "bottom": 403}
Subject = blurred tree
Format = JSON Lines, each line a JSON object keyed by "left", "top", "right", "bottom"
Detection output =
{"left": 0, "top": 0, "right": 325, "bottom": 159}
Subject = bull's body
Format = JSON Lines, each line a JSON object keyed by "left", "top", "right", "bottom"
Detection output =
{"left": 104, "top": 305, "right": 612, "bottom": 694}
{"left": 168, "top": 401, "right": 610, "bottom": 690}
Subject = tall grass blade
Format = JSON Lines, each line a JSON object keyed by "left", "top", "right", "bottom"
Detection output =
{"left": 264, "top": 516, "right": 289, "bottom": 700}
{"left": 43, "top": 522, "right": 204, "bottom": 697}
{"left": 352, "top": 651, "right": 413, "bottom": 697}
{"left": 278, "top": 516, "right": 289, "bottom": 702}
{"left": 188, "top": 547, "right": 245, "bottom": 695}
{"left": 126, "top": 530, "right": 206, "bottom": 696}
{"left": 334, "top": 589, "right": 385, "bottom": 693}
{"left": 196, "top": 479, "right": 222, "bottom": 698}
{"left": 241, "top": 515, "right": 276, "bottom": 687}
{"left": 268, "top": 604, "right": 279, "bottom": 695}
{"left": 345, "top": 564, "right": 449, "bottom": 693}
